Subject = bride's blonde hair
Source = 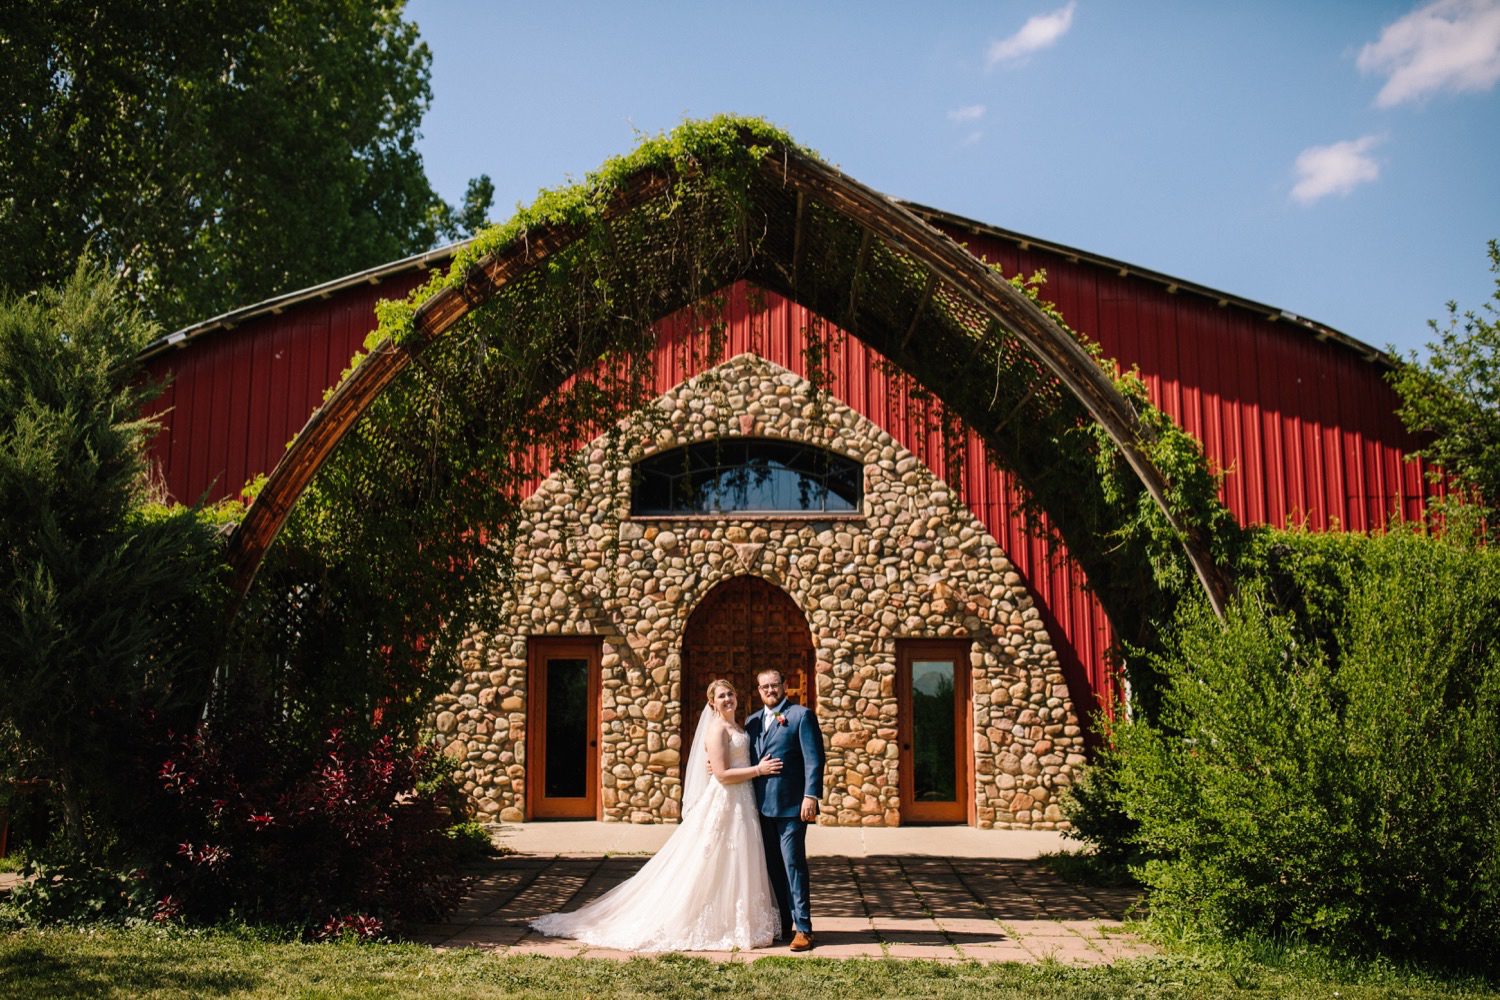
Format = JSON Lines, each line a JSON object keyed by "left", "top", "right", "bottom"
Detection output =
{"left": 705, "top": 678, "right": 735, "bottom": 704}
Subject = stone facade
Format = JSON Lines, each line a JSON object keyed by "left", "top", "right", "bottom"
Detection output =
{"left": 436, "top": 354, "right": 1083, "bottom": 828}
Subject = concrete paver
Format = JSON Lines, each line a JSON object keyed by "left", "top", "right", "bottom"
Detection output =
{"left": 956, "top": 944, "right": 1034, "bottom": 962}
{"left": 2, "top": 824, "right": 1152, "bottom": 966}
{"left": 492, "top": 822, "right": 1071, "bottom": 859}
{"left": 405, "top": 823, "right": 1155, "bottom": 966}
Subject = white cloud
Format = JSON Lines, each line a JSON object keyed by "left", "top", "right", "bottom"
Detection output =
{"left": 1290, "top": 135, "right": 1385, "bottom": 204}
{"left": 987, "top": 2, "right": 1077, "bottom": 68}
{"left": 1358, "top": 0, "right": 1500, "bottom": 107}
{"left": 947, "top": 104, "right": 987, "bottom": 124}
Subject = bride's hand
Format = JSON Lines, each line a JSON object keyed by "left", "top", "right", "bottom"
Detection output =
{"left": 757, "top": 756, "right": 783, "bottom": 776}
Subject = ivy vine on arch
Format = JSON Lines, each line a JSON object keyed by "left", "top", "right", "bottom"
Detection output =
{"left": 221, "top": 116, "right": 1241, "bottom": 728}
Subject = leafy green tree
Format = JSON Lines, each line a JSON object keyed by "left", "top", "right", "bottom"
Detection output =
{"left": 1389, "top": 239, "right": 1500, "bottom": 526}
{"left": 0, "top": 260, "right": 227, "bottom": 846}
{"left": 444, "top": 174, "right": 496, "bottom": 244}
{"left": 0, "top": 1, "right": 490, "bottom": 330}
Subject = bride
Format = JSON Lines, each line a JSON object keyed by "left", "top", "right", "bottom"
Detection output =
{"left": 529, "top": 678, "right": 782, "bottom": 951}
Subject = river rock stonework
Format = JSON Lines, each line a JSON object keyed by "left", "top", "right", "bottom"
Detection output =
{"left": 438, "top": 354, "right": 1082, "bottom": 829}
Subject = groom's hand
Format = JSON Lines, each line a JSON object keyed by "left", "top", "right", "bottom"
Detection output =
{"left": 800, "top": 796, "right": 818, "bottom": 822}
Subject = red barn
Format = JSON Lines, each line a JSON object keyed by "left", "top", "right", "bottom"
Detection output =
{"left": 141, "top": 194, "right": 1437, "bottom": 829}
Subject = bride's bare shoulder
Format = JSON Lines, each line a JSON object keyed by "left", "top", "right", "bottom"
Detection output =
{"left": 703, "top": 717, "right": 731, "bottom": 749}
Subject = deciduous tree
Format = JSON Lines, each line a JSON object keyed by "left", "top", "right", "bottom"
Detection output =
{"left": 1389, "top": 239, "right": 1500, "bottom": 526}
{"left": 0, "top": 1, "right": 489, "bottom": 329}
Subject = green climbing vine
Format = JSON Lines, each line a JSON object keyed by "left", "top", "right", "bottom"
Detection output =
{"left": 224, "top": 113, "right": 1240, "bottom": 743}
{"left": 222, "top": 117, "right": 797, "bottom": 743}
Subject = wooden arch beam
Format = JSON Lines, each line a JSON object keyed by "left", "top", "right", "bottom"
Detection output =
{"left": 226, "top": 140, "right": 1231, "bottom": 620}
{"left": 767, "top": 153, "right": 1231, "bottom": 618}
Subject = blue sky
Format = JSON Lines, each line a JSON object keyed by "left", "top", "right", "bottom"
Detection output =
{"left": 406, "top": 1, "right": 1500, "bottom": 357}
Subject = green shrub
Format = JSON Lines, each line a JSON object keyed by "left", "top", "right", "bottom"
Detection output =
{"left": 1059, "top": 739, "right": 1139, "bottom": 866}
{"left": 0, "top": 260, "right": 228, "bottom": 848}
{"left": 1111, "top": 523, "right": 1500, "bottom": 969}
{"left": 444, "top": 821, "right": 496, "bottom": 861}
{"left": 1, "top": 852, "right": 155, "bottom": 927}
{"left": 1, "top": 263, "right": 473, "bottom": 934}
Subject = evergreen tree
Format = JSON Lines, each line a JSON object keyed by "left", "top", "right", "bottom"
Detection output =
{"left": 0, "top": 260, "right": 225, "bottom": 845}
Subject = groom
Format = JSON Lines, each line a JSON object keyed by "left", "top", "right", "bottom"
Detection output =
{"left": 745, "top": 667, "right": 825, "bottom": 952}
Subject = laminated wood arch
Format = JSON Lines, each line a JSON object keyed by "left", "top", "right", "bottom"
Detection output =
{"left": 225, "top": 123, "right": 1232, "bottom": 631}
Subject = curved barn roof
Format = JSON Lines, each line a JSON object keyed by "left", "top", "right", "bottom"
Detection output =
{"left": 140, "top": 203, "right": 1389, "bottom": 370}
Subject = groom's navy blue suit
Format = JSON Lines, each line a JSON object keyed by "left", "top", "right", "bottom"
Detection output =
{"left": 746, "top": 698, "right": 825, "bottom": 936}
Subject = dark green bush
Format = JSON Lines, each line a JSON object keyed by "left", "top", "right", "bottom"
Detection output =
{"left": 1, "top": 854, "right": 155, "bottom": 928}
{"left": 1110, "top": 523, "right": 1500, "bottom": 969}
{"left": 1059, "top": 738, "right": 1139, "bottom": 867}
{"left": 1, "top": 262, "right": 473, "bottom": 934}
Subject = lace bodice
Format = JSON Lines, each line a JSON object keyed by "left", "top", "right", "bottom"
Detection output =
{"left": 722, "top": 727, "right": 753, "bottom": 769}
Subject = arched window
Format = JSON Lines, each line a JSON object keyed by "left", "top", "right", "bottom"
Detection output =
{"left": 631, "top": 439, "right": 862, "bottom": 516}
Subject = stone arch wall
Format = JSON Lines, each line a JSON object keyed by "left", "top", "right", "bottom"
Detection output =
{"left": 438, "top": 353, "right": 1085, "bottom": 828}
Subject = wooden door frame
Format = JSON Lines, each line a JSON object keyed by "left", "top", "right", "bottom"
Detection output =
{"left": 896, "top": 639, "right": 974, "bottom": 825}
{"left": 525, "top": 636, "right": 602, "bottom": 820}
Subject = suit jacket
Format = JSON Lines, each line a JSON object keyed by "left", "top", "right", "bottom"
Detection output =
{"left": 746, "top": 700, "right": 825, "bottom": 818}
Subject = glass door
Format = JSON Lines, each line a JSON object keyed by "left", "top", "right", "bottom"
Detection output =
{"left": 526, "top": 638, "right": 600, "bottom": 819}
{"left": 898, "top": 641, "right": 971, "bottom": 824}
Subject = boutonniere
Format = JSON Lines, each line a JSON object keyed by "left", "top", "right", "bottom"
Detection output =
{"left": 774, "top": 712, "right": 787, "bottom": 727}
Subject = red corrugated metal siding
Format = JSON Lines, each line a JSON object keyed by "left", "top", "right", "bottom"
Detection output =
{"left": 144, "top": 272, "right": 430, "bottom": 502}
{"left": 144, "top": 241, "right": 1442, "bottom": 718}
{"left": 945, "top": 227, "right": 1440, "bottom": 534}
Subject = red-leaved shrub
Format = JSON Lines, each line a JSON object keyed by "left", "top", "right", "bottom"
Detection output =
{"left": 144, "top": 719, "right": 465, "bottom": 936}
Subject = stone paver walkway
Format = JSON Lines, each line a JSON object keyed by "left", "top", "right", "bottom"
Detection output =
{"left": 409, "top": 852, "right": 1152, "bottom": 965}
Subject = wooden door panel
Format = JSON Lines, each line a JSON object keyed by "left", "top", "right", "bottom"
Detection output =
{"left": 682, "top": 576, "right": 814, "bottom": 746}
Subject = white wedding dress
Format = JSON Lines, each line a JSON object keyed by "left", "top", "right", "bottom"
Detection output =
{"left": 530, "top": 724, "right": 778, "bottom": 952}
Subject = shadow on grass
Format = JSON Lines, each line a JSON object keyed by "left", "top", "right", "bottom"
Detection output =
{"left": 1, "top": 940, "right": 258, "bottom": 998}
{"left": 3, "top": 927, "right": 1496, "bottom": 999}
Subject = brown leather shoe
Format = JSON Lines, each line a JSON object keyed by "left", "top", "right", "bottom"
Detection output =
{"left": 789, "top": 930, "right": 814, "bottom": 952}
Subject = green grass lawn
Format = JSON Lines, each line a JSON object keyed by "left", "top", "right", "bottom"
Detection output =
{"left": 2, "top": 927, "right": 1496, "bottom": 999}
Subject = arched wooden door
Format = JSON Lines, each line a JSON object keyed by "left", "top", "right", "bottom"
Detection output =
{"left": 681, "top": 576, "right": 814, "bottom": 747}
